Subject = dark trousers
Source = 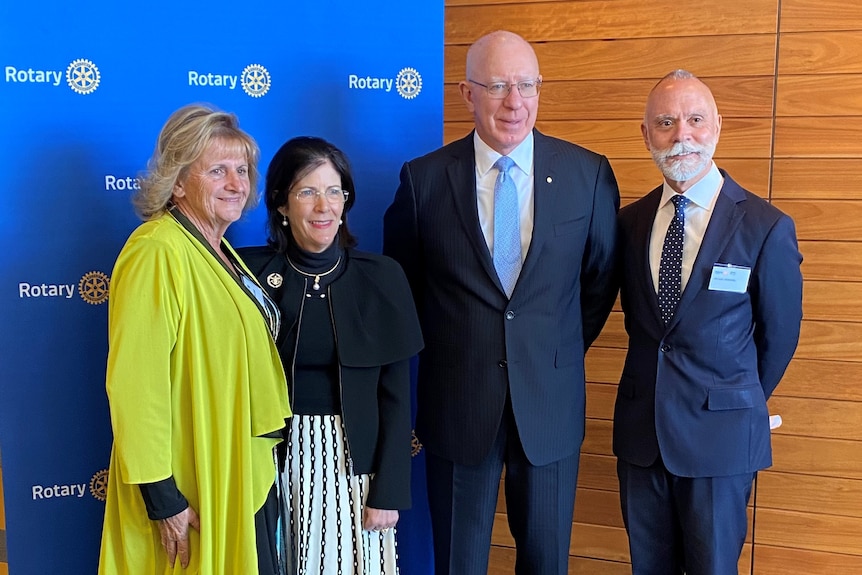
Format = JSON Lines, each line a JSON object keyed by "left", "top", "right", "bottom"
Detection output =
{"left": 617, "top": 458, "right": 754, "bottom": 575}
{"left": 255, "top": 482, "right": 281, "bottom": 575}
{"left": 426, "top": 399, "right": 579, "bottom": 575}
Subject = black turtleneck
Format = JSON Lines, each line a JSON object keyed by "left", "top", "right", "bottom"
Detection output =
{"left": 285, "top": 236, "right": 345, "bottom": 415}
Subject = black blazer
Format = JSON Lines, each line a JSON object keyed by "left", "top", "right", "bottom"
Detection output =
{"left": 238, "top": 246, "right": 424, "bottom": 509}
{"left": 383, "top": 130, "right": 620, "bottom": 466}
{"left": 613, "top": 171, "right": 803, "bottom": 477}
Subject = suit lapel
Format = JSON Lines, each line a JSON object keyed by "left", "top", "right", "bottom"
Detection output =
{"left": 446, "top": 134, "right": 502, "bottom": 290}
{"left": 633, "top": 188, "right": 665, "bottom": 327}
{"left": 517, "top": 132, "right": 555, "bottom": 283}
{"left": 668, "top": 175, "right": 746, "bottom": 329}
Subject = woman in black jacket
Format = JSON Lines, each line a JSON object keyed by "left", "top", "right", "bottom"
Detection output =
{"left": 239, "top": 136, "right": 422, "bottom": 574}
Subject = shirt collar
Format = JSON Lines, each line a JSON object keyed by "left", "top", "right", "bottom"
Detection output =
{"left": 474, "top": 131, "right": 535, "bottom": 178}
{"left": 660, "top": 161, "right": 723, "bottom": 209}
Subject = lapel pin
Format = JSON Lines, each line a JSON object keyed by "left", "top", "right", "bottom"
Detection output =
{"left": 267, "top": 273, "right": 283, "bottom": 288}
{"left": 546, "top": 176, "right": 553, "bottom": 184}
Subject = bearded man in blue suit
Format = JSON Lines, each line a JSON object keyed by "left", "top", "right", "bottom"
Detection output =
{"left": 614, "top": 70, "right": 803, "bottom": 575}
{"left": 384, "top": 30, "right": 619, "bottom": 575}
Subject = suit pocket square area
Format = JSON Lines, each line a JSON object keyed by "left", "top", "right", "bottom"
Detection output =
{"left": 707, "top": 385, "right": 758, "bottom": 411}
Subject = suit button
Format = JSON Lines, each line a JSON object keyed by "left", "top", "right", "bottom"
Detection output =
{"left": 660, "top": 344, "right": 671, "bottom": 353}
{"left": 505, "top": 311, "right": 515, "bottom": 320}
{"left": 498, "top": 360, "right": 508, "bottom": 368}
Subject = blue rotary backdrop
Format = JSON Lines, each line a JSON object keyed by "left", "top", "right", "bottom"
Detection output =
{"left": 0, "top": 2, "right": 442, "bottom": 573}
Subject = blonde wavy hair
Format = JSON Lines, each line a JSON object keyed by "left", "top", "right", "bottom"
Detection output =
{"left": 133, "top": 103, "right": 260, "bottom": 220}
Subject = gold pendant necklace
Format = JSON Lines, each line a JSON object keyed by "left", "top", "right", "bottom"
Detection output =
{"left": 285, "top": 255, "right": 342, "bottom": 291}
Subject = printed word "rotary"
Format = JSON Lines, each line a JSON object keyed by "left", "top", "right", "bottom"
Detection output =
{"left": 5, "top": 66, "right": 62, "bottom": 86}
{"left": 105, "top": 175, "right": 141, "bottom": 190}
{"left": 189, "top": 71, "right": 237, "bottom": 89}
{"left": 349, "top": 75, "right": 393, "bottom": 92}
{"left": 19, "top": 282, "right": 75, "bottom": 299}
{"left": 33, "top": 483, "right": 87, "bottom": 499}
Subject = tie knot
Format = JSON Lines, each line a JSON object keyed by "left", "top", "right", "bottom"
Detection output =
{"left": 494, "top": 156, "right": 515, "bottom": 174}
{"left": 671, "top": 194, "right": 689, "bottom": 214}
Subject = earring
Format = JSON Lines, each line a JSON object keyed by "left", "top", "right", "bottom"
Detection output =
{"left": 338, "top": 219, "right": 343, "bottom": 225}
{"left": 282, "top": 215, "right": 288, "bottom": 227}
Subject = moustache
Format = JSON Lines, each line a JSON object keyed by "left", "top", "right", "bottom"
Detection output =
{"left": 654, "top": 143, "right": 705, "bottom": 162}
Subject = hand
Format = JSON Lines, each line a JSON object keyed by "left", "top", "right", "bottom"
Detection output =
{"left": 157, "top": 506, "right": 201, "bottom": 568}
{"left": 362, "top": 506, "right": 399, "bottom": 533}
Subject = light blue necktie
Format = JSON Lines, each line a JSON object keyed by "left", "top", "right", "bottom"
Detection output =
{"left": 493, "top": 156, "right": 521, "bottom": 297}
{"left": 657, "top": 194, "right": 690, "bottom": 323}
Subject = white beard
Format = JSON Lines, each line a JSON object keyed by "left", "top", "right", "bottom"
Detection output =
{"left": 651, "top": 141, "right": 716, "bottom": 182}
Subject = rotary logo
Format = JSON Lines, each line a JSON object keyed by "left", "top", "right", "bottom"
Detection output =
{"left": 396, "top": 67, "right": 422, "bottom": 100}
{"left": 241, "top": 64, "right": 271, "bottom": 98}
{"left": 411, "top": 429, "right": 422, "bottom": 457}
{"left": 90, "top": 468, "right": 109, "bottom": 501}
{"left": 66, "top": 58, "right": 100, "bottom": 95}
{"left": 266, "top": 272, "right": 283, "bottom": 288}
{"left": 79, "top": 271, "right": 110, "bottom": 305}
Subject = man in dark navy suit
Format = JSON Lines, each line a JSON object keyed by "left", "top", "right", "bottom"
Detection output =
{"left": 383, "top": 30, "right": 619, "bottom": 575}
{"left": 614, "top": 70, "right": 803, "bottom": 575}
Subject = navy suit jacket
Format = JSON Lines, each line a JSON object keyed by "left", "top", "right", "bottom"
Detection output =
{"left": 383, "top": 130, "right": 620, "bottom": 466}
{"left": 613, "top": 170, "right": 803, "bottom": 477}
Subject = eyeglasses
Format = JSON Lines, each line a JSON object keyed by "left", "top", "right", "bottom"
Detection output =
{"left": 468, "top": 78, "right": 542, "bottom": 99}
{"left": 293, "top": 188, "right": 349, "bottom": 204}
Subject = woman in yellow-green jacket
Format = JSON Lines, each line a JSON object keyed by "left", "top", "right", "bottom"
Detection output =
{"left": 98, "top": 104, "right": 291, "bottom": 575}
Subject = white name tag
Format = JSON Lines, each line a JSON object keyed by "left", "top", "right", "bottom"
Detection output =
{"left": 708, "top": 263, "right": 751, "bottom": 293}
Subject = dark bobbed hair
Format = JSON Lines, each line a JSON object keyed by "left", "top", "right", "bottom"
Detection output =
{"left": 265, "top": 136, "right": 358, "bottom": 252}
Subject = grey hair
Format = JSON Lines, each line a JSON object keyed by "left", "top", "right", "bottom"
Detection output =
{"left": 133, "top": 103, "right": 260, "bottom": 220}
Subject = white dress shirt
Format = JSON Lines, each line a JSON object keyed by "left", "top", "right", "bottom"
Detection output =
{"left": 649, "top": 162, "right": 724, "bottom": 292}
{"left": 474, "top": 132, "right": 535, "bottom": 264}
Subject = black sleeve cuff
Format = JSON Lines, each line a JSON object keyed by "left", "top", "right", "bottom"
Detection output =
{"left": 139, "top": 476, "right": 188, "bottom": 520}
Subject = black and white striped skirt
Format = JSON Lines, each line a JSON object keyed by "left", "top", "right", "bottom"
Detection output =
{"left": 282, "top": 414, "right": 399, "bottom": 575}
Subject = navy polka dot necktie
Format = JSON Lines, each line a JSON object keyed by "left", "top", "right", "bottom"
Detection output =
{"left": 657, "top": 194, "right": 690, "bottom": 324}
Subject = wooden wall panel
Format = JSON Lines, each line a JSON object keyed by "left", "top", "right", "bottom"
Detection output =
{"left": 776, "top": 74, "right": 862, "bottom": 116}
{"left": 757, "top": 471, "right": 862, "bottom": 517}
{"left": 778, "top": 31, "right": 862, "bottom": 74}
{"left": 444, "top": 77, "right": 775, "bottom": 121}
{"left": 798, "top": 242, "right": 862, "bottom": 282}
{"left": 780, "top": 0, "right": 862, "bottom": 33}
{"left": 586, "top": 383, "right": 616, "bottom": 420}
{"left": 772, "top": 159, "right": 862, "bottom": 200}
{"left": 774, "top": 200, "right": 862, "bottom": 241}
{"left": 753, "top": 545, "right": 862, "bottom": 575}
{"left": 786, "top": 320, "right": 862, "bottom": 362}
{"left": 774, "top": 117, "right": 862, "bottom": 157}
{"left": 448, "top": 35, "right": 777, "bottom": 81}
{"left": 768, "top": 395, "right": 862, "bottom": 441}
{"left": 446, "top": 0, "right": 778, "bottom": 44}
{"left": 585, "top": 347, "right": 625, "bottom": 384}
{"left": 578, "top": 454, "right": 618, "bottom": 492}
{"left": 755, "top": 508, "right": 862, "bottom": 555}
{"left": 446, "top": 118, "right": 774, "bottom": 158}
{"left": 771, "top": 435, "right": 862, "bottom": 479}
{"left": 776, "top": 358, "right": 862, "bottom": 401}
{"left": 802, "top": 280, "right": 862, "bottom": 322}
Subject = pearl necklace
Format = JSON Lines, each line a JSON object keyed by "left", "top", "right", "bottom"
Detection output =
{"left": 285, "top": 255, "right": 342, "bottom": 291}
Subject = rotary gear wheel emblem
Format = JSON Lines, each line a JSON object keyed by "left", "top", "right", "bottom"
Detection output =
{"left": 79, "top": 271, "right": 110, "bottom": 305}
{"left": 241, "top": 64, "right": 271, "bottom": 98}
{"left": 396, "top": 67, "right": 422, "bottom": 100}
{"left": 66, "top": 58, "right": 100, "bottom": 95}
{"left": 90, "top": 469, "right": 109, "bottom": 501}
{"left": 411, "top": 429, "right": 423, "bottom": 457}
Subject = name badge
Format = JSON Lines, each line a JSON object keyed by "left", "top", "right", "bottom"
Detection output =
{"left": 708, "top": 263, "right": 751, "bottom": 293}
